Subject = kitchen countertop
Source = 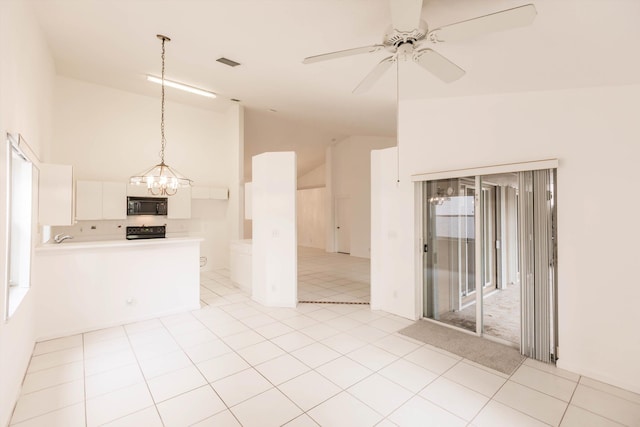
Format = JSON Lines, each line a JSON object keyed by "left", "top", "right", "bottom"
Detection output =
{"left": 36, "top": 236, "right": 204, "bottom": 252}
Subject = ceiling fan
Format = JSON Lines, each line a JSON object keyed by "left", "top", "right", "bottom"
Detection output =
{"left": 303, "top": 0, "right": 537, "bottom": 94}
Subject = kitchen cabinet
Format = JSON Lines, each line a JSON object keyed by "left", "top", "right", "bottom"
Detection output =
{"left": 167, "top": 186, "right": 191, "bottom": 219}
{"left": 127, "top": 183, "right": 150, "bottom": 197}
{"left": 230, "top": 239, "right": 252, "bottom": 292}
{"left": 102, "top": 182, "right": 127, "bottom": 219}
{"left": 39, "top": 163, "right": 73, "bottom": 225}
{"left": 35, "top": 237, "right": 202, "bottom": 339}
{"left": 191, "top": 186, "right": 229, "bottom": 200}
{"left": 190, "top": 186, "right": 209, "bottom": 199}
{"left": 76, "top": 180, "right": 126, "bottom": 220}
{"left": 75, "top": 181, "right": 102, "bottom": 220}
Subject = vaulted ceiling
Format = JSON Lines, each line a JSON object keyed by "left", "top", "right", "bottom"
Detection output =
{"left": 29, "top": 0, "right": 640, "bottom": 158}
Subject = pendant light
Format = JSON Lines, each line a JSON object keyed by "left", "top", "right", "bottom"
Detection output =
{"left": 130, "top": 34, "right": 192, "bottom": 196}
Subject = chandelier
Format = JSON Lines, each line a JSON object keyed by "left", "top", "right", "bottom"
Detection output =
{"left": 130, "top": 34, "right": 192, "bottom": 196}
{"left": 429, "top": 187, "right": 453, "bottom": 205}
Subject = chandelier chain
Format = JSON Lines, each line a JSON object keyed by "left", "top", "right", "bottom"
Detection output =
{"left": 160, "top": 36, "right": 166, "bottom": 164}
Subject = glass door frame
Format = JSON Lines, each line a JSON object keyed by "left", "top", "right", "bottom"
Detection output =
{"left": 473, "top": 175, "right": 484, "bottom": 336}
{"left": 421, "top": 176, "right": 486, "bottom": 337}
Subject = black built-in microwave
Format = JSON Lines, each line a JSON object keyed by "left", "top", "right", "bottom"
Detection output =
{"left": 127, "top": 197, "right": 168, "bottom": 216}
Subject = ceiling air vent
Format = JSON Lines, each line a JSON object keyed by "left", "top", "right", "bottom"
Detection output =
{"left": 216, "top": 57, "right": 241, "bottom": 67}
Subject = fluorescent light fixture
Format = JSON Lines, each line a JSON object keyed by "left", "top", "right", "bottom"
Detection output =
{"left": 146, "top": 75, "right": 217, "bottom": 98}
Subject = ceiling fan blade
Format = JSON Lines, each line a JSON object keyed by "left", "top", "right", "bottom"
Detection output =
{"left": 413, "top": 49, "right": 465, "bottom": 83}
{"left": 303, "top": 45, "right": 385, "bottom": 64}
{"left": 389, "top": 0, "right": 424, "bottom": 31}
{"left": 353, "top": 56, "right": 395, "bottom": 94}
{"left": 429, "top": 4, "right": 537, "bottom": 42}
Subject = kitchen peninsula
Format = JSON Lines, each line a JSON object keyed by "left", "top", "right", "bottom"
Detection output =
{"left": 34, "top": 237, "right": 202, "bottom": 340}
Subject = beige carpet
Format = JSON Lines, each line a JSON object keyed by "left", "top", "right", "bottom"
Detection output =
{"left": 399, "top": 319, "right": 525, "bottom": 375}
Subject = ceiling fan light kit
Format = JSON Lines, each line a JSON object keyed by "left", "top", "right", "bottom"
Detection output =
{"left": 302, "top": 0, "right": 537, "bottom": 94}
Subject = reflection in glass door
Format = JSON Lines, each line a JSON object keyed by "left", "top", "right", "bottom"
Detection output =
{"left": 424, "top": 175, "right": 516, "bottom": 341}
{"left": 480, "top": 174, "right": 519, "bottom": 345}
{"left": 424, "top": 177, "right": 477, "bottom": 333}
{"left": 481, "top": 185, "right": 497, "bottom": 292}
{"left": 461, "top": 184, "right": 475, "bottom": 302}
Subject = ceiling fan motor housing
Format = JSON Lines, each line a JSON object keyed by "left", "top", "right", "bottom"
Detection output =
{"left": 383, "top": 21, "right": 428, "bottom": 49}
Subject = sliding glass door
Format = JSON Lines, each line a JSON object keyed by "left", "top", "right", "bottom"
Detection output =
{"left": 423, "top": 168, "right": 558, "bottom": 362}
{"left": 423, "top": 177, "right": 478, "bottom": 333}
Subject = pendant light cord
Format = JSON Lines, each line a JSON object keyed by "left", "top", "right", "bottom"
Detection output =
{"left": 396, "top": 57, "right": 400, "bottom": 184}
{"left": 160, "top": 36, "right": 167, "bottom": 165}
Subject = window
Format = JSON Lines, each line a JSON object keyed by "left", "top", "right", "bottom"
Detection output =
{"left": 5, "top": 133, "right": 37, "bottom": 319}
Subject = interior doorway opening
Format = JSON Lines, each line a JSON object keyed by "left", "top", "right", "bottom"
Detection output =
{"left": 335, "top": 197, "right": 351, "bottom": 254}
{"left": 296, "top": 192, "right": 370, "bottom": 305}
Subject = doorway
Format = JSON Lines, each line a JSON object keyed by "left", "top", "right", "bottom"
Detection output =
{"left": 335, "top": 197, "right": 351, "bottom": 254}
{"left": 296, "top": 194, "right": 370, "bottom": 304}
{"left": 422, "top": 168, "right": 557, "bottom": 362}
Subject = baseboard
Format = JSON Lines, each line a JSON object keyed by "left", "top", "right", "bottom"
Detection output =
{"left": 35, "top": 304, "right": 201, "bottom": 342}
{"left": 556, "top": 359, "right": 640, "bottom": 395}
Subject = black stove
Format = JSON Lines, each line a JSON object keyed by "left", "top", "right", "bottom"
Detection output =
{"left": 126, "top": 225, "right": 166, "bottom": 240}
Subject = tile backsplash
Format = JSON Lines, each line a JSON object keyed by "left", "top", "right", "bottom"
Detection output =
{"left": 49, "top": 217, "right": 193, "bottom": 243}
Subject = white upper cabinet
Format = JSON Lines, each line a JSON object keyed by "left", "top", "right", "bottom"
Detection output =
{"left": 39, "top": 163, "right": 73, "bottom": 225}
{"left": 127, "top": 183, "right": 150, "bottom": 197}
{"left": 76, "top": 180, "right": 102, "bottom": 220}
{"left": 191, "top": 186, "right": 229, "bottom": 200}
{"left": 190, "top": 186, "right": 210, "bottom": 199}
{"left": 101, "top": 182, "right": 127, "bottom": 219}
{"left": 167, "top": 186, "right": 191, "bottom": 219}
{"left": 76, "top": 180, "right": 126, "bottom": 220}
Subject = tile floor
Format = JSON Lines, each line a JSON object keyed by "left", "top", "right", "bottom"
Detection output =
{"left": 297, "top": 247, "right": 370, "bottom": 304}
{"left": 10, "top": 269, "right": 640, "bottom": 426}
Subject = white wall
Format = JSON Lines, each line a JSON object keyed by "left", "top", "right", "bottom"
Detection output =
{"left": 371, "top": 147, "right": 419, "bottom": 318}
{"left": 373, "top": 84, "right": 640, "bottom": 394}
{"left": 297, "top": 163, "right": 326, "bottom": 250}
{"left": 328, "top": 136, "right": 395, "bottom": 258}
{"left": 298, "top": 163, "right": 325, "bottom": 189}
{"left": 297, "top": 187, "right": 326, "bottom": 249}
{"left": 243, "top": 182, "right": 253, "bottom": 239}
{"left": 0, "top": 1, "right": 55, "bottom": 425}
{"left": 252, "top": 152, "right": 297, "bottom": 307}
{"left": 244, "top": 109, "right": 338, "bottom": 181}
{"left": 245, "top": 163, "right": 327, "bottom": 241}
{"left": 51, "top": 77, "right": 243, "bottom": 269}
{"left": 225, "top": 104, "right": 245, "bottom": 244}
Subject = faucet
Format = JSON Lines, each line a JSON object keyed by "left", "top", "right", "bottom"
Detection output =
{"left": 54, "top": 233, "right": 73, "bottom": 244}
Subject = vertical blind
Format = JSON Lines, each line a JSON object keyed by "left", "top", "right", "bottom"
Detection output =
{"left": 519, "top": 169, "right": 557, "bottom": 362}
